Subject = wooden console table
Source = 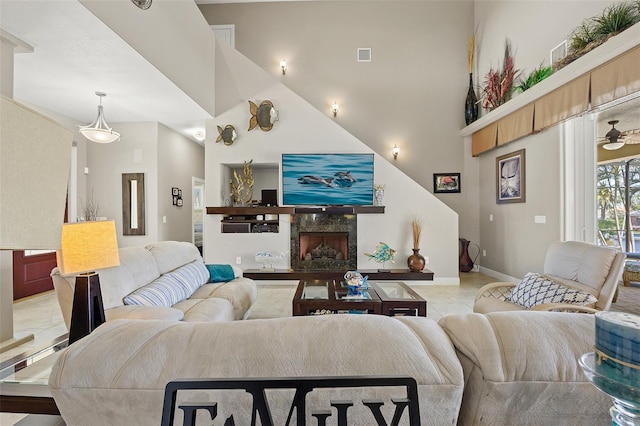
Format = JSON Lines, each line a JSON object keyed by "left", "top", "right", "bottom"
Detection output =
{"left": 243, "top": 268, "right": 434, "bottom": 281}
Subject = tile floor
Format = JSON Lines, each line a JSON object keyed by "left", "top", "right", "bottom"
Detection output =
{"left": 1, "top": 272, "right": 494, "bottom": 425}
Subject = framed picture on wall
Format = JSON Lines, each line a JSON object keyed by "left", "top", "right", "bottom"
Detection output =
{"left": 496, "top": 149, "right": 526, "bottom": 204}
{"left": 172, "top": 187, "right": 179, "bottom": 196}
{"left": 433, "top": 173, "right": 461, "bottom": 193}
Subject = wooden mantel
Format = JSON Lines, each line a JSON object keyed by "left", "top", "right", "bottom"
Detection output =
{"left": 460, "top": 23, "right": 640, "bottom": 147}
{"left": 206, "top": 206, "right": 385, "bottom": 215}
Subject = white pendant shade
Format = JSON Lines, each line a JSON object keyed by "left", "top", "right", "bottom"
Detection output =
{"left": 79, "top": 92, "right": 120, "bottom": 143}
{"left": 603, "top": 141, "right": 625, "bottom": 150}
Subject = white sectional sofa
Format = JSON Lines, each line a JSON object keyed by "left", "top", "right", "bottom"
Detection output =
{"left": 48, "top": 311, "right": 610, "bottom": 425}
{"left": 51, "top": 241, "right": 257, "bottom": 327}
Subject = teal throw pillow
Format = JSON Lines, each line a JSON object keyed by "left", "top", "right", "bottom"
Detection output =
{"left": 206, "top": 264, "right": 235, "bottom": 283}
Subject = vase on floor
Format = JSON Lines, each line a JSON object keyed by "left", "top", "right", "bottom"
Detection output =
{"left": 459, "top": 238, "right": 474, "bottom": 272}
{"left": 464, "top": 73, "right": 479, "bottom": 125}
{"left": 407, "top": 248, "right": 426, "bottom": 272}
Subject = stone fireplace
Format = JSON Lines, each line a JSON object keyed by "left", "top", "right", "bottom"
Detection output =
{"left": 290, "top": 214, "right": 357, "bottom": 271}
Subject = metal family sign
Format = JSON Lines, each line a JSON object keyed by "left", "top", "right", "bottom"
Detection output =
{"left": 161, "top": 376, "right": 421, "bottom": 426}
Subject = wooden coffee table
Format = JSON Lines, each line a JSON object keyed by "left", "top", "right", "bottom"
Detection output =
{"left": 292, "top": 280, "right": 382, "bottom": 316}
{"left": 292, "top": 280, "right": 426, "bottom": 317}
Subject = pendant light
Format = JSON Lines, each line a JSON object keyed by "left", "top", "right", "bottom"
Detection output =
{"left": 602, "top": 120, "right": 624, "bottom": 151}
{"left": 79, "top": 92, "right": 120, "bottom": 143}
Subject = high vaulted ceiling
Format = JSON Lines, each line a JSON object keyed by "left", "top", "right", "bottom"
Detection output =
{"left": 1, "top": 0, "right": 210, "bottom": 143}
{"left": 2, "top": 0, "right": 638, "bottom": 147}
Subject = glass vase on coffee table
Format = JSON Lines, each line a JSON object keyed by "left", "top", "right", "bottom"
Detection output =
{"left": 579, "top": 352, "right": 640, "bottom": 425}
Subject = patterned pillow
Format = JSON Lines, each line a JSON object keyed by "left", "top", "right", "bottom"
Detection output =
{"left": 508, "top": 272, "right": 598, "bottom": 308}
{"left": 123, "top": 274, "right": 191, "bottom": 307}
{"left": 170, "top": 261, "right": 210, "bottom": 295}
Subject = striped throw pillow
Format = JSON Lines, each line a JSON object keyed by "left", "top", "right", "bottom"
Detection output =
{"left": 123, "top": 274, "right": 191, "bottom": 307}
{"left": 170, "top": 261, "right": 210, "bottom": 295}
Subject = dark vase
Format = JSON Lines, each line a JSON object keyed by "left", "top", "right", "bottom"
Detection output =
{"left": 407, "top": 248, "right": 426, "bottom": 272}
{"left": 459, "top": 238, "right": 474, "bottom": 272}
{"left": 464, "top": 73, "right": 479, "bottom": 125}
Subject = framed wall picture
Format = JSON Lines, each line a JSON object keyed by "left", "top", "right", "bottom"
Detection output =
{"left": 172, "top": 187, "right": 179, "bottom": 196}
{"left": 433, "top": 173, "right": 461, "bottom": 193}
{"left": 496, "top": 149, "right": 526, "bottom": 204}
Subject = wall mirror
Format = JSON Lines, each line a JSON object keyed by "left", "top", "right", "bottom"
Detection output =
{"left": 122, "top": 173, "right": 145, "bottom": 235}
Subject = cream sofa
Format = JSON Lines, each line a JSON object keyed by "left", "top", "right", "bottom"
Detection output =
{"left": 438, "top": 311, "right": 610, "bottom": 425}
{"left": 51, "top": 241, "right": 257, "bottom": 327}
{"left": 49, "top": 312, "right": 610, "bottom": 425}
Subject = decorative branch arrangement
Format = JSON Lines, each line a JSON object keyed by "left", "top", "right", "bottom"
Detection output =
{"left": 80, "top": 189, "right": 100, "bottom": 221}
{"left": 481, "top": 39, "right": 519, "bottom": 112}
{"left": 411, "top": 217, "right": 422, "bottom": 250}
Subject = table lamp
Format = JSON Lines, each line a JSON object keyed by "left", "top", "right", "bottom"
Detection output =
{"left": 56, "top": 220, "right": 120, "bottom": 344}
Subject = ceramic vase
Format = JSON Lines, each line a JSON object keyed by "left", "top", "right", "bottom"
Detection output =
{"left": 459, "top": 238, "right": 474, "bottom": 272}
{"left": 374, "top": 188, "right": 385, "bottom": 206}
{"left": 464, "top": 73, "right": 479, "bottom": 125}
{"left": 407, "top": 248, "right": 426, "bottom": 272}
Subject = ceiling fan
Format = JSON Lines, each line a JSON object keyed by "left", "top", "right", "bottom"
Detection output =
{"left": 599, "top": 120, "right": 640, "bottom": 150}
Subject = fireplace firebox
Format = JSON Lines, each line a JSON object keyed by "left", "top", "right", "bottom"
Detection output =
{"left": 291, "top": 214, "right": 357, "bottom": 271}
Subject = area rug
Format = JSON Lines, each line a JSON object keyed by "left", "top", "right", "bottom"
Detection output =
{"left": 610, "top": 283, "right": 640, "bottom": 315}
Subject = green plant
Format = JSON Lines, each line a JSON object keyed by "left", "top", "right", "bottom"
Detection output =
{"left": 570, "top": 1, "right": 639, "bottom": 52}
{"left": 516, "top": 64, "right": 554, "bottom": 92}
{"left": 593, "top": 1, "right": 640, "bottom": 36}
{"left": 570, "top": 19, "right": 600, "bottom": 51}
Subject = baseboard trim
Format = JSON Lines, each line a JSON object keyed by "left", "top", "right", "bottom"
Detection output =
{"left": 478, "top": 266, "right": 520, "bottom": 283}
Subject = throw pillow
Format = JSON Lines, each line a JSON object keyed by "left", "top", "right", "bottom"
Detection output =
{"left": 508, "top": 272, "right": 598, "bottom": 308}
{"left": 206, "top": 264, "right": 235, "bottom": 283}
{"left": 123, "top": 274, "right": 191, "bottom": 307}
{"left": 170, "top": 261, "right": 210, "bottom": 295}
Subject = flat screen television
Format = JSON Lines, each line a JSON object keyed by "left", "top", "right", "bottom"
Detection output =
{"left": 282, "top": 153, "right": 374, "bottom": 206}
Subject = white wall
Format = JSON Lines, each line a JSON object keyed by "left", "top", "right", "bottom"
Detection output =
{"left": 81, "top": 0, "right": 216, "bottom": 116}
{"left": 472, "top": 1, "right": 619, "bottom": 278}
{"left": 205, "top": 82, "right": 459, "bottom": 282}
{"left": 478, "top": 127, "right": 563, "bottom": 277}
{"left": 474, "top": 1, "right": 613, "bottom": 81}
{"left": 86, "top": 122, "right": 159, "bottom": 247}
{"left": 201, "top": 1, "right": 473, "bottom": 259}
{"left": 157, "top": 123, "right": 205, "bottom": 242}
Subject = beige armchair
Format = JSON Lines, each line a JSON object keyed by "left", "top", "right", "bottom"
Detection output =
{"left": 474, "top": 241, "right": 625, "bottom": 314}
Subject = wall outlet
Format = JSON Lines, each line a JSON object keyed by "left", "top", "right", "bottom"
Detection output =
{"left": 483, "top": 249, "right": 487, "bottom": 257}
{"left": 534, "top": 215, "right": 546, "bottom": 224}
{"left": 424, "top": 256, "right": 429, "bottom": 264}
{"left": 162, "top": 216, "right": 167, "bottom": 224}
{"left": 489, "top": 214, "right": 494, "bottom": 221}
{"left": 235, "top": 256, "right": 242, "bottom": 265}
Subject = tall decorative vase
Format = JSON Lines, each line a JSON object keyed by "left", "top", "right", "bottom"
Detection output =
{"left": 459, "top": 238, "right": 474, "bottom": 272}
{"left": 464, "top": 73, "right": 479, "bottom": 125}
{"left": 407, "top": 248, "right": 426, "bottom": 272}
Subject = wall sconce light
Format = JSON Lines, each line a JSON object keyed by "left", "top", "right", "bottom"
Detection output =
{"left": 392, "top": 144, "right": 400, "bottom": 159}
{"left": 280, "top": 59, "right": 287, "bottom": 75}
{"left": 332, "top": 102, "right": 339, "bottom": 117}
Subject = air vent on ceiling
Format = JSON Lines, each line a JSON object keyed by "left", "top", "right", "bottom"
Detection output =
{"left": 357, "top": 48, "right": 372, "bottom": 62}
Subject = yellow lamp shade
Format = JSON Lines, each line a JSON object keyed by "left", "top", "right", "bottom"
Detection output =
{"left": 57, "top": 220, "right": 120, "bottom": 275}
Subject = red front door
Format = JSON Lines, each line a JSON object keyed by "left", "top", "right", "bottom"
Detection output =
{"left": 12, "top": 250, "right": 57, "bottom": 300}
